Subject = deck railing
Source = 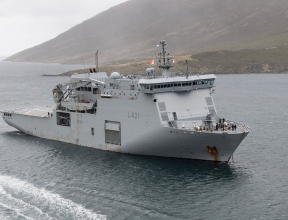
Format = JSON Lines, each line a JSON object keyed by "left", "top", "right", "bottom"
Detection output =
{"left": 225, "top": 119, "right": 252, "bottom": 132}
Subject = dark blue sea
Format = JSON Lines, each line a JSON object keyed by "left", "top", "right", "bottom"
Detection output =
{"left": 0, "top": 61, "right": 287, "bottom": 220}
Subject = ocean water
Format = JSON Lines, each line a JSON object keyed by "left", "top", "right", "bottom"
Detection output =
{"left": 0, "top": 61, "right": 287, "bottom": 220}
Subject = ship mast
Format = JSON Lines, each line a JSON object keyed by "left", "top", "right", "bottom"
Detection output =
{"left": 157, "top": 40, "right": 174, "bottom": 77}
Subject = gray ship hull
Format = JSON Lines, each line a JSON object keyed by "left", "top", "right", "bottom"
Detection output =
{"left": 1, "top": 42, "right": 251, "bottom": 161}
{"left": 2, "top": 93, "right": 249, "bottom": 161}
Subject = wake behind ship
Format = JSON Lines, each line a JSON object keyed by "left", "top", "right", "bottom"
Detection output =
{"left": 1, "top": 41, "right": 251, "bottom": 161}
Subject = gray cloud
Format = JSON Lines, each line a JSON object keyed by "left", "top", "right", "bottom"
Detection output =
{"left": 0, "top": 0, "right": 128, "bottom": 57}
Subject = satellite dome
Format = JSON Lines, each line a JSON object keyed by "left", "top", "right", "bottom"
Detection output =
{"left": 110, "top": 72, "right": 121, "bottom": 79}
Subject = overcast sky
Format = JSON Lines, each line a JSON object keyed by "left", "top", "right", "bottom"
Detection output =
{"left": 0, "top": 0, "right": 128, "bottom": 58}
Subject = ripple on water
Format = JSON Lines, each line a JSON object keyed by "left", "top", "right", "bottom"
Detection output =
{"left": 0, "top": 174, "right": 106, "bottom": 220}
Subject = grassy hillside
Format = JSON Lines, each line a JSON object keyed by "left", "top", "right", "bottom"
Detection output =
{"left": 6, "top": 0, "right": 288, "bottom": 65}
{"left": 59, "top": 46, "right": 288, "bottom": 76}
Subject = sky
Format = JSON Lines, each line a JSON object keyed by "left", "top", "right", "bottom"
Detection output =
{"left": 0, "top": 0, "right": 128, "bottom": 58}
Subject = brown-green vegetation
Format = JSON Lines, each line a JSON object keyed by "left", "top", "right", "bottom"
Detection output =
{"left": 59, "top": 46, "right": 288, "bottom": 76}
{"left": 5, "top": 0, "right": 288, "bottom": 70}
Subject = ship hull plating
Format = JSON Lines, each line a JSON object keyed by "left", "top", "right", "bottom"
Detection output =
{"left": 2, "top": 96, "right": 248, "bottom": 162}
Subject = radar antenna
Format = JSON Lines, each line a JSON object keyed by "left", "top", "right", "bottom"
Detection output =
{"left": 157, "top": 40, "right": 174, "bottom": 77}
{"left": 185, "top": 60, "right": 189, "bottom": 78}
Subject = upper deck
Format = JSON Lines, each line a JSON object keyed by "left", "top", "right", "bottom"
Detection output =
{"left": 1, "top": 106, "right": 53, "bottom": 118}
{"left": 138, "top": 74, "right": 215, "bottom": 94}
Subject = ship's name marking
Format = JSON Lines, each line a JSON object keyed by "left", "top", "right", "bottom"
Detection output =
{"left": 128, "top": 112, "right": 139, "bottom": 119}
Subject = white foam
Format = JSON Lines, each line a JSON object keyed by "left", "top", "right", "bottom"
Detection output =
{"left": 0, "top": 174, "right": 106, "bottom": 220}
{"left": 0, "top": 200, "right": 34, "bottom": 220}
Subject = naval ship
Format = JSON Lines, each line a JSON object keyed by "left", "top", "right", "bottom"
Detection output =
{"left": 1, "top": 41, "right": 251, "bottom": 161}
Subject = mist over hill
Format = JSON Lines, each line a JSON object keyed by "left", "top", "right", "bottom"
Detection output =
{"left": 5, "top": 0, "right": 288, "bottom": 66}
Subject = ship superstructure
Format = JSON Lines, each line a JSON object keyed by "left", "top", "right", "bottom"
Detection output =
{"left": 1, "top": 41, "right": 251, "bottom": 161}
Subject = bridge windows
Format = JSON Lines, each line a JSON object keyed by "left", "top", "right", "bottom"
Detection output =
{"left": 141, "top": 80, "right": 213, "bottom": 91}
{"left": 193, "top": 80, "right": 214, "bottom": 85}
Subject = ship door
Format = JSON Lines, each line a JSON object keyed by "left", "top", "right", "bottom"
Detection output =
{"left": 105, "top": 121, "right": 121, "bottom": 145}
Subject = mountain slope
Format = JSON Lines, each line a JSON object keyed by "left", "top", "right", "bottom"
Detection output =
{"left": 6, "top": 0, "right": 288, "bottom": 65}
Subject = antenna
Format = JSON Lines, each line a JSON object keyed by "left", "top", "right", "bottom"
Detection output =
{"left": 95, "top": 50, "right": 99, "bottom": 72}
{"left": 185, "top": 60, "right": 189, "bottom": 78}
{"left": 157, "top": 40, "right": 174, "bottom": 78}
{"left": 79, "top": 46, "right": 87, "bottom": 79}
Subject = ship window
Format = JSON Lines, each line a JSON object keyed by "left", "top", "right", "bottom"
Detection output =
{"left": 157, "top": 85, "right": 160, "bottom": 89}
{"left": 189, "top": 83, "right": 191, "bottom": 86}
{"left": 160, "top": 112, "right": 169, "bottom": 121}
{"left": 164, "top": 84, "right": 167, "bottom": 88}
{"left": 210, "top": 80, "right": 214, "bottom": 85}
{"left": 161, "top": 85, "right": 164, "bottom": 88}
{"left": 142, "top": 85, "right": 150, "bottom": 89}
{"left": 174, "top": 83, "right": 177, "bottom": 87}
{"left": 88, "top": 87, "right": 91, "bottom": 91}
{"left": 167, "top": 84, "right": 171, "bottom": 88}
{"left": 178, "top": 83, "right": 181, "bottom": 87}
{"left": 93, "top": 88, "right": 98, "bottom": 94}
{"left": 110, "top": 83, "right": 114, "bottom": 87}
{"left": 91, "top": 128, "right": 94, "bottom": 135}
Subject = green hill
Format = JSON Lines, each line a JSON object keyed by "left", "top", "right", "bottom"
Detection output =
{"left": 5, "top": 0, "right": 288, "bottom": 69}
{"left": 58, "top": 45, "right": 288, "bottom": 76}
